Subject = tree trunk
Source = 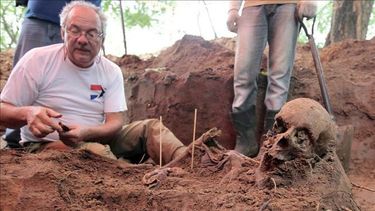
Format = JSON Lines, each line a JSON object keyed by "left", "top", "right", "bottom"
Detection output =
{"left": 325, "top": 0, "right": 374, "bottom": 47}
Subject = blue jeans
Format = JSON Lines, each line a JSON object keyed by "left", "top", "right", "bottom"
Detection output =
{"left": 232, "top": 4, "right": 299, "bottom": 113}
{"left": 13, "top": 17, "right": 63, "bottom": 66}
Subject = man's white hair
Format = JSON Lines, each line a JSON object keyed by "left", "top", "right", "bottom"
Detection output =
{"left": 59, "top": 1, "right": 107, "bottom": 38}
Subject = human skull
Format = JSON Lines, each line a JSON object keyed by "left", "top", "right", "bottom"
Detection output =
{"left": 267, "top": 98, "right": 336, "bottom": 161}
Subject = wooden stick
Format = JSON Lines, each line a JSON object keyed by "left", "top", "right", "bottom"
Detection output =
{"left": 315, "top": 202, "right": 320, "bottom": 211}
{"left": 270, "top": 177, "right": 277, "bottom": 191}
{"left": 191, "top": 109, "right": 197, "bottom": 170}
{"left": 352, "top": 182, "right": 375, "bottom": 192}
{"left": 159, "top": 116, "right": 162, "bottom": 168}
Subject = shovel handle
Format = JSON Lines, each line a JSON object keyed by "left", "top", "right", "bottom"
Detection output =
{"left": 299, "top": 19, "right": 334, "bottom": 119}
{"left": 299, "top": 17, "right": 315, "bottom": 37}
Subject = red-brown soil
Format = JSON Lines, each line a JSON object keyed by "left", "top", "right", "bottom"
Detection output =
{"left": 0, "top": 35, "right": 374, "bottom": 210}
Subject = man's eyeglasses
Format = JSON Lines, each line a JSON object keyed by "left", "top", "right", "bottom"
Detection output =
{"left": 66, "top": 28, "right": 103, "bottom": 42}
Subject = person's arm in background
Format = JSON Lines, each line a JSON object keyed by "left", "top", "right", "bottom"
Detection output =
{"left": 226, "top": 0, "right": 243, "bottom": 33}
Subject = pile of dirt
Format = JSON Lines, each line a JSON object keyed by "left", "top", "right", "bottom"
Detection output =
{"left": 0, "top": 127, "right": 360, "bottom": 210}
{"left": 118, "top": 35, "right": 237, "bottom": 150}
{"left": 0, "top": 49, "right": 13, "bottom": 134}
{"left": 291, "top": 38, "right": 375, "bottom": 209}
{"left": 0, "top": 35, "right": 374, "bottom": 210}
{"left": 0, "top": 49, "right": 13, "bottom": 92}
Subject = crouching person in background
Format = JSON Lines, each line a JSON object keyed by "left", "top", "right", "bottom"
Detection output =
{"left": 0, "top": 1, "right": 185, "bottom": 165}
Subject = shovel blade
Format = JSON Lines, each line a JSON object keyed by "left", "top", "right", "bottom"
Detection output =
{"left": 336, "top": 125, "right": 354, "bottom": 172}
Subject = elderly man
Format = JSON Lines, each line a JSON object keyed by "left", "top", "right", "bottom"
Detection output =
{"left": 226, "top": 0, "right": 318, "bottom": 157}
{"left": 0, "top": 1, "right": 185, "bottom": 165}
{"left": 4, "top": 0, "right": 101, "bottom": 149}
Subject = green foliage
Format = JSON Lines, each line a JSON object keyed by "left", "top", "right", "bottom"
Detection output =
{"left": 0, "top": 1, "right": 25, "bottom": 51}
{"left": 0, "top": 0, "right": 174, "bottom": 51}
{"left": 102, "top": 0, "right": 175, "bottom": 29}
{"left": 297, "top": 1, "right": 332, "bottom": 48}
{"left": 367, "top": 4, "right": 375, "bottom": 39}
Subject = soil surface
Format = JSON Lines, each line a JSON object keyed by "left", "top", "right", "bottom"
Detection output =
{"left": 0, "top": 35, "right": 374, "bottom": 210}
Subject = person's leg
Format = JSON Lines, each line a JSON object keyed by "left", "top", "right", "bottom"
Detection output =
{"left": 110, "top": 119, "right": 186, "bottom": 165}
{"left": 13, "top": 18, "right": 63, "bottom": 66}
{"left": 263, "top": 4, "right": 299, "bottom": 131}
{"left": 231, "top": 6, "right": 268, "bottom": 157}
{"left": 232, "top": 6, "right": 268, "bottom": 113}
{"left": 265, "top": 4, "right": 299, "bottom": 111}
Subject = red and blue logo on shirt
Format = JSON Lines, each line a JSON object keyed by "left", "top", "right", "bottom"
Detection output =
{"left": 90, "top": 84, "right": 105, "bottom": 100}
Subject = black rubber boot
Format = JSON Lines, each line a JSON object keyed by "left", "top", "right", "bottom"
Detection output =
{"left": 231, "top": 106, "right": 259, "bottom": 157}
{"left": 264, "top": 109, "right": 279, "bottom": 133}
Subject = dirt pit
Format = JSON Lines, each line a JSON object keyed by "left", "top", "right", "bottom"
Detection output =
{"left": 0, "top": 127, "right": 359, "bottom": 210}
{"left": 0, "top": 35, "right": 374, "bottom": 210}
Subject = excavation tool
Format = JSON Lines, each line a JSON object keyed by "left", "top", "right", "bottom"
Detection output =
{"left": 299, "top": 18, "right": 353, "bottom": 171}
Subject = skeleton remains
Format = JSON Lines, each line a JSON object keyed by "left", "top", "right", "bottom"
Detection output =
{"left": 142, "top": 98, "right": 359, "bottom": 210}
{"left": 263, "top": 97, "right": 336, "bottom": 162}
{"left": 257, "top": 98, "right": 339, "bottom": 185}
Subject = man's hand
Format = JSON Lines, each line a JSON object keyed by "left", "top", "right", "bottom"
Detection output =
{"left": 58, "top": 124, "right": 87, "bottom": 147}
{"left": 58, "top": 112, "right": 124, "bottom": 147}
{"left": 226, "top": 9, "right": 239, "bottom": 33}
{"left": 26, "top": 106, "right": 62, "bottom": 138}
{"left": 297, "top": 1, "right": 318, "bottom": 20}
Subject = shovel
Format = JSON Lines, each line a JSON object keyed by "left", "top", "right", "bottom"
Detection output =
{"left": 299, "top": 18, "right": 353, "bottom": 172}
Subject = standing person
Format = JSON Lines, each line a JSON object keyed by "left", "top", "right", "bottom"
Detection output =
{"left": 226, "top": 0, "right": 317, "bottom": 157}
{"left": 4, "top": 0, "right": 101, "bottom": 148}
{"left": 0, "top": 1, "right": 186, "bottom": 165}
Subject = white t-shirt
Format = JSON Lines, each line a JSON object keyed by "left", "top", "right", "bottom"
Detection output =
{"left": 0, "top": 44, "right": 127, "bottom": 144}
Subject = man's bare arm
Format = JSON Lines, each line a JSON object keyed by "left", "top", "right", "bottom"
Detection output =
{"left": 0, "top": 102, "right": 63, "bottom": 137}
{"left": 0, "top": 102, "right": 36, "bottom": 128}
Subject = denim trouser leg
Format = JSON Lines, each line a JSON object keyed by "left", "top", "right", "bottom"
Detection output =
{"left": 13, "top": 17, "right": 63, "bottom": 66}
{"left": 266, "top": 4, "right": 299, "bottom": 110}
{"left": 232, "top": 4, "right": 298, "bottom": 112}
{"left": 232, "top": 6, "right": 268, "bottom": 113}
